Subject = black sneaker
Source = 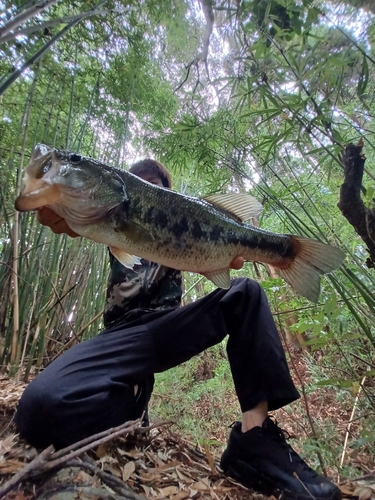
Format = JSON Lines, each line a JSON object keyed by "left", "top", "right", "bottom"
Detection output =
{"left": 220, "top": 418, "right": 342, "bottom": 500}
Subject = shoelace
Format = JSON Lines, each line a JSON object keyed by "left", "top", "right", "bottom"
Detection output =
{"left": 266, "top": 418, "right": 318, "bottom": 476}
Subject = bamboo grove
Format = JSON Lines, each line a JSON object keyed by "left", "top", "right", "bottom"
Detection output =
{"left": 0, "top": 0, "right": 375, "bottom": 463}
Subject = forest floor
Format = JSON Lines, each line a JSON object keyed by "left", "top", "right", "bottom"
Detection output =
{"left": 0, "top": 347, "right": 374, "bottom": 500}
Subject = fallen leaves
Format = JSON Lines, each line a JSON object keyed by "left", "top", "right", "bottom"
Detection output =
{"left": 122, "top": 460, "right": 135, "bottom": 481}
{"left": 0, "top": 372, "right": 373, "bottom": 499}
{"left": 0, "top": 435, "right": 17, "bottom": 460}
{"left": 350, "top": 481, "right": 375, "bottom": 500}
{"left": 83, "top": 428, "right": 270, "bottom": 499}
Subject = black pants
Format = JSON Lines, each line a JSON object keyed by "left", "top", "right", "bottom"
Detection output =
{"left": 15, "top": 278, "right": 299, "bottom": 449}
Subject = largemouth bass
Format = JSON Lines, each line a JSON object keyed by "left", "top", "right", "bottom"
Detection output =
{"left": 15, "top": 144, "right": 345, "bottom": 302}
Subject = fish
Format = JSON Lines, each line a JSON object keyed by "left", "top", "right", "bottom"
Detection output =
{"left": 15, "top": 144, "right": 345, "bottom": 303}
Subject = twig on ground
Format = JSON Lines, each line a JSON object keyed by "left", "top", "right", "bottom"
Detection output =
{"left": 339, "top": 472, "right": 375, "bottom": 483}
{"left": 43, "top": 420, "right": 142, "bottom": 470}
{"left": 293, "top": 472, "right": 316, "bottom": 499}
{"left": 0, "top": 445, "right": 54, "bottom": 498}
{"left": 0, "top": 419, "right": 175, "bottom": 497}
{"left": 49, "top": 418, "right": 141, "bottom": 461}
{"left": 66, "top": 458, "right": 147, "bottom": 500}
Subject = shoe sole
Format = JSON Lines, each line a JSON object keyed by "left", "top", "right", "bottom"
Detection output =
{"left": 221, "top": 457, "right": 342, "bottom": 500}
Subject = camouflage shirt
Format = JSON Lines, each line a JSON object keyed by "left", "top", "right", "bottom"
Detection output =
{"left": 103, "top": 253, "right": 182, "bottom": 327}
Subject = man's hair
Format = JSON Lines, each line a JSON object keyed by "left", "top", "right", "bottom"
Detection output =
{"left": 129, "top": 159, "right": 172, "bottom": 188}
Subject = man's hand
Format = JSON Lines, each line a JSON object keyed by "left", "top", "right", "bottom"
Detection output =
{"left": 37, "top": 207, "right": 79, "bottom": 238}
{"left": 230, "top": 256, "right": 245, "bottom": 270}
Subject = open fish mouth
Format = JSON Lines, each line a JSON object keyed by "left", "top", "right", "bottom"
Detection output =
{"left": 15, "top": 174, "right": 114, "bottom": 225}
{"left": 15, "top": 168, "right": 61, "bottom": 212}
{"left": 15, "top": 145, "right": 110, "bottom": 216}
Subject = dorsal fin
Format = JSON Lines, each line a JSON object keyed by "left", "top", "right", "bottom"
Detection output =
{"left": 203, "top": 193, "right": 263, "bottom": 222}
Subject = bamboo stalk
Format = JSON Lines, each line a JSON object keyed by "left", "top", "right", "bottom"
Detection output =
{"left": 0, "top": 0, "right": 107, "bottom": 96}
{"left": 10, "top": 69, "right": 39, "bottom": 368}
{"left": 0, "top": 9, "right": 110, "bottom": 43}
{"left": 339, "top": 373, "right": 367, "bottom": 477}
{"left": 0, "top": 0, "right": 60, "bottom": 41}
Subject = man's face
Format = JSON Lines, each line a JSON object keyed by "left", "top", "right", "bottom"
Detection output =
{"left": 137, "top": 172, "right": 164, "bottom": 187}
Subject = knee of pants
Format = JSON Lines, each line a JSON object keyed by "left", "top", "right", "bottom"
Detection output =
{"left": 229, "top": 277, "right": 265, "bottom": 301}
{"left": 232, "top": 276, "right": 261, "bottom": 290}
{"left": 15, "top": 378, "right": 60, "bottom": 448}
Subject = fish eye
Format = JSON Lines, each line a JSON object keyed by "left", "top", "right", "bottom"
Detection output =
{"left": 69, "top": 154, "right": 82, "bottom": 163}
{"left": 42, "top": 163, "right": 51, "bottom": 174}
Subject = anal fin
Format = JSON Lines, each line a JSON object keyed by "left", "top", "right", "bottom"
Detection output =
{"left": 110, "top": 247, "right": 142, "bottom": 268}
{"left": 203, "top": 268, "right": 231, "bottom": 289}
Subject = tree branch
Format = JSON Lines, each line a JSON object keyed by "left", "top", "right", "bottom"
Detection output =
{"left": 337, "top": 140, "right": 375, "bottom": 268}
{"left": 198, "top": 0, "right": 214, "bottom": 70}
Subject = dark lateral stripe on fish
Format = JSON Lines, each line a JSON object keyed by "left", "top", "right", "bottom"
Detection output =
{"left": 142, "top": 206, "right": 170, "bottom": 229}
{"left": 225, "top": 232, "right": 294, "bottom": 258}
{"left": 191, "top": 221, "right": 208, "bottom": 239}
{"left": 170, "top": 217, "right": 190, "bottom": 238}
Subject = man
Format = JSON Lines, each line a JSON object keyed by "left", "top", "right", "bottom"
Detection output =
{"left": 15, "top": 159, "right": 342, "bottom": 500}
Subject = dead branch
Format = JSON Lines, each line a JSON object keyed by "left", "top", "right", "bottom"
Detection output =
{"left": 174, "top": 0, "right": 214, "bottom": 93}
{"left": 337, "top": 140, "right": 375, "bottom": 267}
{"left": 43, "top": 420, "right": 142, "bottom": 470}
{"left": 0, "top": 420, "right": 139, "bottom": 497}
{"left": 174, "top": 59, "right": 198, "bottom": 93}
{"left": 66, "top": 459, "right": 147, "bottom": 500}
{"left": 0, "top": 419, "right": 175, "bottom": 498}
{"left": 0, "top": 444, "right": 54, "bottom": 498}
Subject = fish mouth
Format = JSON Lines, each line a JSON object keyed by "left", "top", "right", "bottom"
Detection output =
{"left": 15, "top": 145, "right": 61, "bottom": 211}
{"left": 15, "top": 179, "right": 60, "bottom": 211}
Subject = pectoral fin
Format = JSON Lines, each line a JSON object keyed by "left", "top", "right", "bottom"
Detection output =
{"left": 109, "top": 248, "right": 142, "bottom": 268}
{"left": 204, "top": 193, "right": 263, "bottom": 222}
{"left": 203, "top": 268, "right": 231, "bottom": 289}
{"left": 123, "top": 220, "right": 155, "bottom": 244}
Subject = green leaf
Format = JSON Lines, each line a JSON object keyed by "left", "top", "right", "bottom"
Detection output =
{"left": 306, "top": 7, "right": 320, "bottom": 24}
{"left": 365, "top": 185, "right": 374, "bottom": 202}
{"left": 315, "top": 378, "right": 353, "bottom": 388}
{"left": 291, "top": 17, "right": 302, "bottom": 36}
{"left": 357, "top": 55, "right": 369, "bottom": 98}
{"left": 280, "top": 93, "right": 302, "bottom": 107}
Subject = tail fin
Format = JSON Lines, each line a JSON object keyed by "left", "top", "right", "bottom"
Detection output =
{"left": 277, "top": 236, "right": 345, "bottom": 303}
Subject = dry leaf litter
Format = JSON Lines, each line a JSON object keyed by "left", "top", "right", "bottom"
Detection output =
{"left": 0, "top": 373, "right": 373, "bottom": 500}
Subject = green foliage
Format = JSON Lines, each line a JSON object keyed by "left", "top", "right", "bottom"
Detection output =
{"left": 151, "top": 346, "right": 239, "bottom": 443}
